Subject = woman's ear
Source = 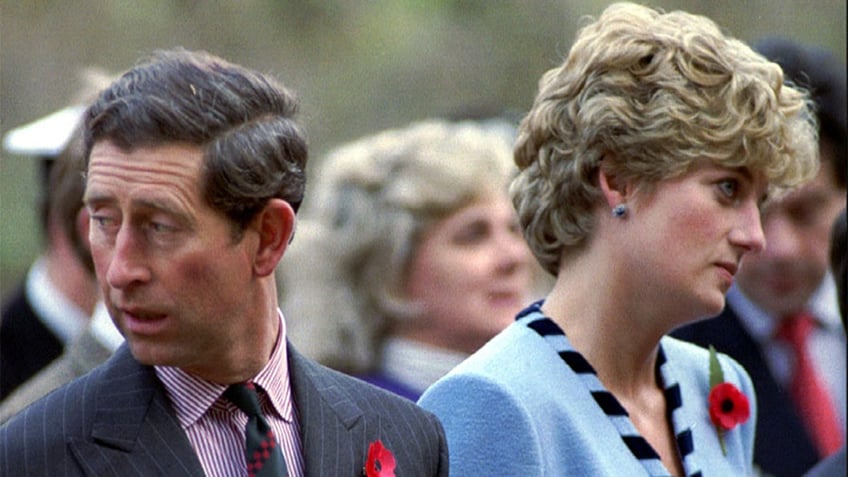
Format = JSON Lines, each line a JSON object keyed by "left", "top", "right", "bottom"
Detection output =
{"left": 252, "top": 198, "right": 296, "bottom": 277}
{"left": 597, "top": 160, "right": 629, "bottom": 210}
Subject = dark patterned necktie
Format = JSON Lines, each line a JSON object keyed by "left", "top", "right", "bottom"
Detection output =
{"left": 225, "top": 382, "right": 288, "bottom": 476}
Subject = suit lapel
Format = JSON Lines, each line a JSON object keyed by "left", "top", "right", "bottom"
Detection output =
{"left": 676, "top": 307, "right": 821, "bottom": 475}
{"left": 67, "top": 346, "right": 205, "bottom": 476}
{"left": 715, "top": 308, "right": 821, "bottom": 474}
{"left": 289, "top": 342, "right": 374, "bottom": 477}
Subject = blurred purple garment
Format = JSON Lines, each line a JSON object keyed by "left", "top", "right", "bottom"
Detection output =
{"left": 357, "top": 373, "right": 421, "bottom": 401}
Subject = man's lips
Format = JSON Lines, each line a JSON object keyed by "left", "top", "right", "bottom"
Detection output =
{"left": 762, "top": 275, "right": 801, "bottom": 294}
{"left": 120, "top": 307, "right": 169, "bottom": 335}
{"left": 122, "top": 307, "right": 166, "bottom": 320}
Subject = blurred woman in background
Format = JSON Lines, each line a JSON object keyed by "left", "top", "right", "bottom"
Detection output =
{"left": 279, "top": 118, "right": 544, "bottom": 400}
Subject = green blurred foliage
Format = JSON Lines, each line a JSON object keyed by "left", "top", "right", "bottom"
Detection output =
{"left": 1, "top": 0, "right": 845, "bottom": 296}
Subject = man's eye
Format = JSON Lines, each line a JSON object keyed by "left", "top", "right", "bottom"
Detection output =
{"left": 92, "top": 215, "right": 115, "bottom": 227}
{"left": 149, "top": 222, "right": 175, "bottom": 233}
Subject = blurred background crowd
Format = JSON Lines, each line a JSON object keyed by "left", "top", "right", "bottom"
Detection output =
{"left": 0, "top": 2, "right": 845, "bottom": 475}
{"left": 2, "top": 0, "right": 845, "bottom": 292}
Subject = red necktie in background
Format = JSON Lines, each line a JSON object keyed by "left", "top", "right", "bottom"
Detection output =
{"left": 776, "top": 312, "right": 844, "bottom": 457}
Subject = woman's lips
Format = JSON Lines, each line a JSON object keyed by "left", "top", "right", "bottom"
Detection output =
{"left": 487, "top": 290, "right": 524, "bottom": 309}
{"left": 715, "top": 262, "right": 738, "bottom": 288}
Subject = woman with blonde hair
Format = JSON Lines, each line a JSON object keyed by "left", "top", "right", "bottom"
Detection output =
{"left": 419, "top": 3, "right": 819, "bottom": 475}
{"left": 279, "top": 118, "right": 541, "bottom": 400}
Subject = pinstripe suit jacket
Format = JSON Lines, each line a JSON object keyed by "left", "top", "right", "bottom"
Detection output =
{"left": 0, "top": 342, "right": 448, "bottom": 476}
{"left": 419, "top": 321, "right": 757, "bottom": 476}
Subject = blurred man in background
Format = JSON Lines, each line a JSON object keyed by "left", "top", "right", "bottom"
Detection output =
{"left": 805, "top": 208, "right": 846, "bottom": 477}
{"left": 0, "top": 116, "right": 124, "bottom": 423}
{"left": 0, "top": 82, "right": 101, "bottom": 399}
{"left": 673, "top": 37, "right": 847, "bottom": 477}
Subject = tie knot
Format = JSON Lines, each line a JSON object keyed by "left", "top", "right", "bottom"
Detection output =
{"left": 776, "top": 312, "right": 816, "bottom": 347}
{"left": 224, "top": 381, "right": 263, "bottom": 417}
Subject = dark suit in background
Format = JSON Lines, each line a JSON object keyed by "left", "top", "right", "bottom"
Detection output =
{"left": 0, "top": 287, "right": 64, "bottom": 398}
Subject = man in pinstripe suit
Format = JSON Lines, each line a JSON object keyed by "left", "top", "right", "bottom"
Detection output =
{"left": 0, "top": 48, "right": 447, "bottom": 477}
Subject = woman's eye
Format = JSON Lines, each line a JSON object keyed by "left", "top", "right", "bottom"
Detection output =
{"left": 454, "top": 222, "right": 489, "bottom": 245}
{"left": 717, "top": 179, "right": 739, "bottom": 199}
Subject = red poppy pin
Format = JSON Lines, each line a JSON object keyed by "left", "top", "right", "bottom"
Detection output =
{"left": 707, "top": 345, "right": 750, "bottom": 456}
{"left": 363, "top": 439, "right": 396, "bottom": 477}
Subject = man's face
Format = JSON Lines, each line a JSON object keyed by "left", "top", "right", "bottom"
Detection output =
{"left": 84, "top": 141, "right": 264, "bottom": 378}
{"left": 736, "top": 159, "right": 845, "bottom": 317}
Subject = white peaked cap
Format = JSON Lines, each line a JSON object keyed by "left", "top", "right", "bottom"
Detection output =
{"left": 3, "top": 105, "right": 86, "bottom": 157}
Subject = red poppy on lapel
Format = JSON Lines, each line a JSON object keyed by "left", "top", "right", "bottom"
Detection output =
{"left": 708, "top": 382, "right": 750, "bottom": 430}
{"left": 708, "top": 345, "right": 751, "bottom": 456}
{"left": 363, "top": 440, "right": 396, "bottom": 477}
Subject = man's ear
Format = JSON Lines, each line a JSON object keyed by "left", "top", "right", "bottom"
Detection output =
{"left": 77, "top": 208, "right": 91, "bottom": 251}
{"left": 252, "top": 198, "right": 295, "bottom": 277}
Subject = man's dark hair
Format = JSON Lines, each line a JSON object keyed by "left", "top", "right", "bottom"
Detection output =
{"left": 755, "top": 37, "right": 847, "bottom": 189}
{"left": 83, "top": 48, "right": 308, "bottom": 238}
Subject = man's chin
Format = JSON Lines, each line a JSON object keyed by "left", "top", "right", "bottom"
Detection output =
{"left": 760, "top": 293, "right": 812, "bottom": 318}
{"left": 127, "top": 342, "right": 175, "bottom": 367}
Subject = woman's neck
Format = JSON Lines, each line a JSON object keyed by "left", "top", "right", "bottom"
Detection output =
{"left": 542, "top": 252, "right": 664, "bottom": 400}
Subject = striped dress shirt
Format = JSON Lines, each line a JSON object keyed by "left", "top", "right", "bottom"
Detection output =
{"left": 156, "top": 310, "right": 304, "bottom": 477}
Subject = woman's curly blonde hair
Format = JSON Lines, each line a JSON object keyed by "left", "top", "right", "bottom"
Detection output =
{"left": 512, "top": 2, "right": 819, "bottom": 276}
{"left": 280, "top": 119, "right": 519, "bottom": 372}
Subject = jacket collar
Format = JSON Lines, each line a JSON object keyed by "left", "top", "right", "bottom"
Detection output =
{"left": 288, "top": 342, "right": 371, "bottom": 476}
{"left": 68, "top": 345, "right": 205, "bottom": 476}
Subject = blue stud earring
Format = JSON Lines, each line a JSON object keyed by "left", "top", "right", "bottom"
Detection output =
{"left": 612, "top": 204, "right": 627, "bottom": 218}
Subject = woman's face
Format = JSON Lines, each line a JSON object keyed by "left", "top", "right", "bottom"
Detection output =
{"left": 403, "top": 192, "right": 536, "bottom": 354}
{"left": 621, "top": 161, "right": 768, "bottom": 324}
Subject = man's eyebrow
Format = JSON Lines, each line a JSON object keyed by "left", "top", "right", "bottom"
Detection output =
{"left": 132, "top": 197, "right": 184, "bottom": 214}
{"left": 83, "top": 191, "right": 113, "bottom": 208}
{"left": 83, "top": 194, "right": 184, "bottom": 216}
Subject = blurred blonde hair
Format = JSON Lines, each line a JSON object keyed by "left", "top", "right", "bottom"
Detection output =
{"left": 280, "top": 119, "right": 522, "bottom": 372}
{"left": 512, "top": 2, "right": 819, "bottom": 275}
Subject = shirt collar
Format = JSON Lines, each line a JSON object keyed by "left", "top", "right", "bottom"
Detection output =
{"left": 26, "top": 256, "right": 90, "bottom": 343}
{"left": 379, "top": 336, "right": 469, "bottom": 394}
{"left": 155, "top": 309, "right": 293, "bottom": 429}
{"left": 729, "top": 273, "right": 842, "bottom": 342}
{"left": 88, "top": 301, "right": 125, "bottom": 352}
